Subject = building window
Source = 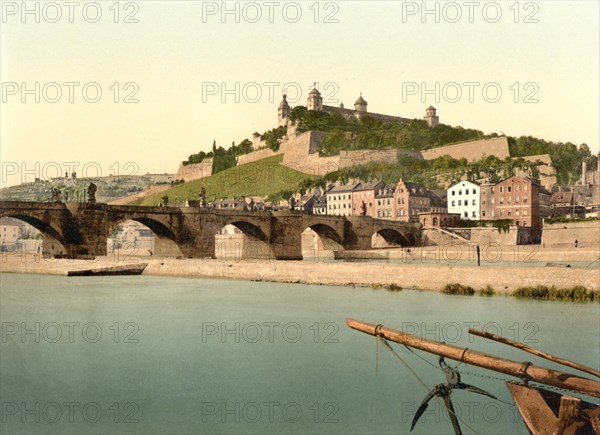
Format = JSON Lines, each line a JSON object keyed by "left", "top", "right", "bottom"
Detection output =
{"left": 458, "top": 200, "right": 461, "bottom": 206}
{"left": 515, "top": 197, "right": 519, "bottom": 203}
{"left": 452, "top": 191, "right": 455, "bottom": 196}
{"left": 523, "top": 197, "right": 527, "bottom": 203}
{"left": 524, "top": 210, "right": 528, "bottom": 216}
{"left": 499, "top": 210, "right": 503, "bottom": 216}
{"left": 452, "top": 201, "right": 455, "bottom": 206}
{"left": 491, "top": 198, "right": 494, "bottom": 204}
{"left": 515, "top": 186, "right": 519, "bottom": 192}
{"left": 500, "top": 187, "right": 503, "bottom": 193}
{"left": 459, "top": 190, "right": 462, "bottom": 195}
{"left": 508, "top": 210, "right": 512, "bottom": 216}
{"left": 464, "top": 211, "right": 468, "bottom": 217}
{"left": 508, "top": 186, "right": 512, "bottom": 193}
{"left": 491, "top": 211, "right": 494, "bottom": 217}
{"left": 472, "top": 211, "right": 476, "bottom": 217}
{"left": 523, "top": 185, "right": 528, "bottom": 191}
{"left": 516, "top": 209, "right": 520, "bottom": 216}
{"left": 482, "top": 210, "right": 486, "bottom": 217}
{"left": 482, "top": 199, "right": 486, "bottom": 205}
{"left": 500, "top": 198, "right": 504, "bottom": 204}
{"left": 508, "top": 197, "right": 511, "bottom": 204}
{"left": 472, "top": 199, "right": 476, "bottom": 206}
{"left": 491, "top": 187, "right": 495, "bottom": 193}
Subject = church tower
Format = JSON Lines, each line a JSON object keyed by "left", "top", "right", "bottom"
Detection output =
{"left": 278, "top": 94, "right": 290, "bottom": 126}
{"left": 307, "top": 86, "right": 323, "bottom": 111}
{"left": 424, "top": 106, "right": 439, "bottom": 127}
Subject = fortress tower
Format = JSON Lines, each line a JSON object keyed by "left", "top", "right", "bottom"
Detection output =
{"left": 424, "top": 106, "right": 439, "bottom": 127}
{"left": 354, "top": 94, "right": 368, "bottom": 119}
{"left": 307, "top": 86, "right": 323, "bottom": 111}
{"left": 277, "top": 94, "right": 291, "bottom": 126}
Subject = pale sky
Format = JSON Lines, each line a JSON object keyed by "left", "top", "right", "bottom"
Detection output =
{"left": 1, "top": 1, "right": 599, "bottom": 187}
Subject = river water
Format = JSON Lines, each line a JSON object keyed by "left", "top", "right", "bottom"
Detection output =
{"left": 1, "top": 273, "right": 598, "bottom": 434}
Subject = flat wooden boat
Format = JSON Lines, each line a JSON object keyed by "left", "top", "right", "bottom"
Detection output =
{"left": 347, "top": 318, "right": 600, "bottom": 434}
{"left": 67, "top": 263, "right": 148, "bottom": 276}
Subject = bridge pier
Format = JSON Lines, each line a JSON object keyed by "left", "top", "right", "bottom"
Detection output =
{"left": 271, "top": 213, "right": 303, "bottom": 260}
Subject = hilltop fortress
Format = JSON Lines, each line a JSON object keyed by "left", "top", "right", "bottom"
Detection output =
{"left": 177, "top": 86, "right": 555, "bottom": 187}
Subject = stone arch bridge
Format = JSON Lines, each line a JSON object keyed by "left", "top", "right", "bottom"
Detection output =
{"left": 0, "top": 201, "right": 421, "bottom": 260}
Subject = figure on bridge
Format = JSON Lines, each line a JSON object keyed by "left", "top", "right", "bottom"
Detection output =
{"left": 87, "top": 183, "right": 97, "bottom": 203}
{"left": 200, "top": 188, "right": 207, "bottom": 208}
{"left": 161, "top": 194, "right": 169, "bottom": 207}
{"left": 51, "top": 188, "right": 62, "bottom": 203}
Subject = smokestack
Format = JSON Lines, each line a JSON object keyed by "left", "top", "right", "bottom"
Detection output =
{"left": 582, "top": 161, "right": 587, "bottom": 185}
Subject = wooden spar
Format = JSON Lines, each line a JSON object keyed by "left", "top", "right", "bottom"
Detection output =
{"left": 469, "top": 327, "right": 600, "bottom": 379}
{"left": 346, "top": 318, "right": 600, "bottom": 399}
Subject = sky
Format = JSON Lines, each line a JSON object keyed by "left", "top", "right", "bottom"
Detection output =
{"left": 1, "top": 0, "right": 599, "bottom": 187}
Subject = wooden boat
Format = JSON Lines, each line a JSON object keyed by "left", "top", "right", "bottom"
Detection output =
{"left": 347, "top": 318, "right": 600, "bottom": 434}
{"left": 67, "top": 263, "right": 148, "bottom": 276}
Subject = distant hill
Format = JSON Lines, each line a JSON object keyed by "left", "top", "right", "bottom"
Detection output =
{"left": 129, "top": 155, "right": 316, "bottom": 206}
{"left": 0, "top": 174, "right": 173, "bottom": 203}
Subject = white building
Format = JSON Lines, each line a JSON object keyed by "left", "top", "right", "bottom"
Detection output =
{"left": 326, "top": 183, "right": 359, "bottom": 217}
{"left": 447, "top": 181, "right": 481, "bottom": 220}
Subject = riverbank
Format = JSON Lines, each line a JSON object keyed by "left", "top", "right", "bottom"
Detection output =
{"left": 1, "top": 251, "right": 598, "bottom": 293}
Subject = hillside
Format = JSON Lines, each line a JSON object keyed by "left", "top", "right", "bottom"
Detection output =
{"left": 129, "top": 155, "right": 316, "bottom": 206}
{"left": 0, "top": 174, "right": 173, "bottom": 203}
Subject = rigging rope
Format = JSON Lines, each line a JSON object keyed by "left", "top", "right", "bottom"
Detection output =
{"left": 375, "top": 335, "right": 482, "bottom": 435}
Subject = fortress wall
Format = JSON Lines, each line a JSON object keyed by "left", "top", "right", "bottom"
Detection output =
{"left": 338, "top": 149, "right": 422, "bottom": 169}
{"left": 541, "top": 221, "right": 600, "bottom": 247}
{"left": 175, "top": 160, "right": 213, "bottom": 182}
{"left": 236, "top": 148, "right": 282, "bottom": 166}
{"left": 281, "top": 131, "right": 339, "bottom": 175}
{"left": 421, "top": 137, "right": 510, "bottom": 161}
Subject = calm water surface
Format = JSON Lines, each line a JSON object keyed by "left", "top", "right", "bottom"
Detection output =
{"left": 1, "top": 273, "right": 598, "bottom": 434}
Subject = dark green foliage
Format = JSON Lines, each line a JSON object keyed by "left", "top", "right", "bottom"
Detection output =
{"left": 513, "top": 285, "right": 598, "bottom": 302}
{"left": 442, "top": 283, "right": 475, "bottom": 295}
{"left": 385, "top": 283, "right": 403, "bottom": 292}
{"left": 261, "top": 126, "right": 287, "bottom": 152}
{"left": 456, "top": 219, "right": 512, "bottom": 233}
{"left": 183, "top": 139, "right": 254, "bottom": 174}
{"left": 479, "top": 285, "right": 495, "bottom": 296}
{"left": 509, "top": 137, "right": 597, "bottom": 184}
{"left": 545, "top": 217, "right": 600, "bottom": 225}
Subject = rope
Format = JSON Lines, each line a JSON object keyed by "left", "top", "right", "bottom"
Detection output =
{"left": 376, "top": 336, "right": 482, "bottom": 435}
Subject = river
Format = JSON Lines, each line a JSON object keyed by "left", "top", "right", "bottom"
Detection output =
{"left": 1, "top": 273, "right": 598, "bottom": 434}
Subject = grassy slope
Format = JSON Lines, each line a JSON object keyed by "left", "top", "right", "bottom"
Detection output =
{"left": 130, "top": 155, "right": 315, "bottom": 205}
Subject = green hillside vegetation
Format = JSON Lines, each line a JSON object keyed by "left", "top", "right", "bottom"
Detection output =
{"left": 288, "top": 106, "right": 597, "bottom": 184}
{"left": 286, "top": 154, "right": 546, "bottom": 199}
{"left": 130, "top": 155, "right": 316, "bottom": 206}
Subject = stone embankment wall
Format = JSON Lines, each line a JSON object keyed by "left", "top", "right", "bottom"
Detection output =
{"left": 175, "top": 160, "right": 213, "bottom": 182}
{"left": 541, "top": 221, "right": 600, "bottom": 248}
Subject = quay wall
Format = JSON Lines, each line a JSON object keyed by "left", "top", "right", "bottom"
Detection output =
{"left": 541, "top": 221, "right": 600, "bottom": 248}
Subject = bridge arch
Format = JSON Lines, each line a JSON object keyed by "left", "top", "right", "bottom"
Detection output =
{"left": 372, "top": 227, "right": 413, "bottom": 248}
{"left": 107, "top": 217, "right": 184, "bottom": 258}
{"left": 302, "top": 224, "right": 344, "bottom": 260}
{"left": 217, "top": 219, "right": 273, "bottom": 261}
{"left": 0, "top": 213, "right": 67, "bottom": 256}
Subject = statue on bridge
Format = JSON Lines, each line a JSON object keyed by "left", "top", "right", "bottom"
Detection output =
{"left": 87, "top": 183, "right": 97, "bottom": 203}
{"left": 200, "top": 188, "right": 207, "bottom": 208}
{"left": 161, "top": 194, "right": 169, "bottom": 207}
{"left": 51, "top": 188, "right": 62, "bottom": 203}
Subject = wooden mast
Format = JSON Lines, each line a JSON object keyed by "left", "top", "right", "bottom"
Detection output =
{"left": 346, "top": 318, "right": 600, "bottom": 399}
